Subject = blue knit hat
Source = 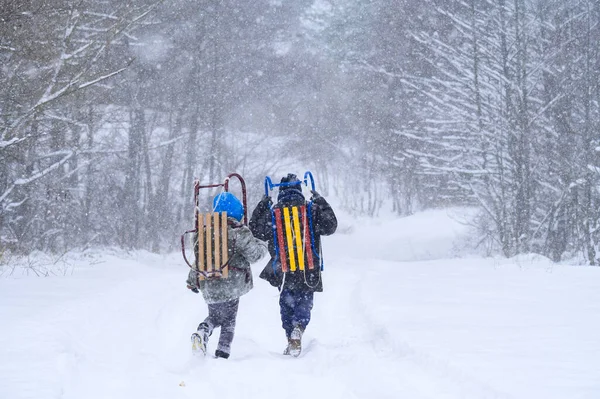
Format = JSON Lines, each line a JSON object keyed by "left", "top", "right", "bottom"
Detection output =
{"left": 213, "top": 192, "right": 244, "bottom": 221}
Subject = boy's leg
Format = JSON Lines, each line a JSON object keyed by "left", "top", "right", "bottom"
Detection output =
{"left": 279, "top": 288, "right": 296, "bottom": 338}
{"left": 287, "top": 290, "right": 313, "bottom": 357}
{"left": 193, "top": 302, "right": 225, "bottom": 355}
{"left": 192, "top": 306, "right": 217, "bottom": 356}
{"left": 292, "top": 290, "right": 314, "bottom": 331}
{"left": 202, "top": 303, "right": 222, "bottom": 334}
{"left": 214, "top": 299, "right": 240, "bottom": 358}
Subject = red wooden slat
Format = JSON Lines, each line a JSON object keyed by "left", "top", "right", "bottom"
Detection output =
{"left": 274, "top": 208, "right": 288, "bottom": 272}
{"left": 301, "top": 205, "right": 314, "bottom": 270}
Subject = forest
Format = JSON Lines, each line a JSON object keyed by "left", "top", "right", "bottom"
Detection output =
{"left": 1, "top": 0, "right": 600, "bottom": 264}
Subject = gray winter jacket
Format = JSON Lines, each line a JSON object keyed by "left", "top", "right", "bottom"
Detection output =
{"left": 187, "top": 218, "right": 266, "bottom": 304}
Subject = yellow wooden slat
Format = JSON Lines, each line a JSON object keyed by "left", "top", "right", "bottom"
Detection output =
{"left": 221, "top": 211, "right": 228, "bottom": 278}
{"left": 292, "top": 206, "right": 304, "bottom": 271}
{"left": 283, "top": 207, "right": 296, "bottom": 272}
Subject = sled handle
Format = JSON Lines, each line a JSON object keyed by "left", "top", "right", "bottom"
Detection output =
{"left": 303, "top": 171, "right": 315, "bottom": 191}
{"left": 264, "top": 171, "right": 316, "bottom": 195}
{"left": 181, "top": 229, "right": 196, "bottom": 268}
{"left": 195, "top": 173, "right": 248, "bottom": 225}
{"left": 264, "top": 176, "right": 274, "bottom": 196}
{"left": 224, "top": 172, "right": 248, "bottom": 225}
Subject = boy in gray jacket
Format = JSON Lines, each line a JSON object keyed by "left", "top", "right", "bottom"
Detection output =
{"left": 187, "top": 192, "right": 266, "bottom": 359}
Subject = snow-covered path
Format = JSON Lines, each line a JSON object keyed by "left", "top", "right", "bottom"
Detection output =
{"left": 1, "top": 209, "right": 599, "bottom": 399}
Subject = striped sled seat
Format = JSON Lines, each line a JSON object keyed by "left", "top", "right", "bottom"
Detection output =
{"left": 272, "top": 204, "right": 316, "bottom": 272}
{"left": 194, "top": 211, "right": 230, "bottom": 280}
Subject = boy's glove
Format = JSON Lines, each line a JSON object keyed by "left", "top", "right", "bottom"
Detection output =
{"left": 311, "top": 190, "right": 327, "bottom": 204}
{"left": 256, "top": 195, "right": 272, "bottom": 211}
{"left": 311, "top": 190, "right": 330, "bottom": 207}
{"left": 259, "top": 195, "right": 272, "bottom": 206}
{"left": 186, "top": 270, "right": 199, "bottom": 293}
{"left": 187, "top": 284, "right": 199, "bottom": 294}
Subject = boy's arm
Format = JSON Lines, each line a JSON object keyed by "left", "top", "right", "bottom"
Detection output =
{"left": 311, "top": 191, "right": 337, "bottom": 236}
{"left": 235, "top": 226, "right": 267, "bottom": 264}
{"left": 249, "top": 196, "right": 272, "bottom": 241}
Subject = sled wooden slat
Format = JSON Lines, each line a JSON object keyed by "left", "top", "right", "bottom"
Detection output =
{"left": 292, "top": 206, "right": 304, "bottom": 271}
{"left": 213, "top": 212, "right": 220, "bottom": 275}
{"left": 273, "top": 205, "right": 315, "bottom": 273}
{"left": 221, "top": 212, "right": 229, "bottom": 279}
{"left": 197, "top": 213, "right": 205, "bottom": 280}
{"left": 283, "top": 207, "right": 297, "bottom": 272}
{"left": 302, "top": 205, "right": 315, "bottom": 270}
{"left": 205, "top": 214, "right": 212, "bottom": 275}
{"left": 196, "top": 212, "right": 230, "bottom": 280}
{"left": 274, "top": 208, "right": 288, "bottom": 273}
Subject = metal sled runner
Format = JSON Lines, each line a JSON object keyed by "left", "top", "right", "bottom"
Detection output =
{"left": 181, "top": 173, "right": 248, "bottom": 281}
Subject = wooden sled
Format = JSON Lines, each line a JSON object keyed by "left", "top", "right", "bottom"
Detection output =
{"left": 264, "top": 171, "right": 323, "bottom": 274}
{"left": 196, "top": 211, "right": 229, "bottom": 280}
{"left": 181, "top": 173, "right": 247, "bottom": 281}
{"left": 273, "top": 204, "right": 315, "bottom": 273}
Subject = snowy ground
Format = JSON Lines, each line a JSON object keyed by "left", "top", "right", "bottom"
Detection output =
{"left": 1, "top": 208, "right": 599, "bottom": 399}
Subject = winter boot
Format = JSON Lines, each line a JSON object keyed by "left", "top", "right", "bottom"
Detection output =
{"left": 191, "top": 323, "right": 210, "bottom": 356}
{"left": 288, "top": 326, "right": 303, "bottom": 357}
{"left": 283, "top": 337, "right": 293, "bottom": 356}
{"left": 215, "top": 349, "right": 230, "bottom": 359}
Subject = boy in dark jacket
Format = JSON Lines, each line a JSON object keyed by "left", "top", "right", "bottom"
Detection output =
{"left": 187, "top": 192, "right": 266, "bottom": 359}
{"left": 249, "top": 174, "right": 337, "bottom": 356}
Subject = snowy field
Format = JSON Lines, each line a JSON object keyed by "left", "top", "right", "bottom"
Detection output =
{"left": 1, "top": 208, "right": 599, "bottom": 399}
